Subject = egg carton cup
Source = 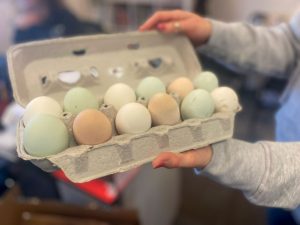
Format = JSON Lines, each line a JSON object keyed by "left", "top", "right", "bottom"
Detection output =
{"left": 8, "top": 31, "right": 239, "bottom": 183}
{"left": 16, "top": 111, "right": 235, "bottom": 183}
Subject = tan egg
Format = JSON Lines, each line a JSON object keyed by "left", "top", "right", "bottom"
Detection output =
{"left": 167, "top": 77, "right": 194, "bottom": 100}
{"left": 73, "top": 109, "right": 112, "bottom": 145}
{"left": 148, "top": 93, "right": 181, "bottom": 126}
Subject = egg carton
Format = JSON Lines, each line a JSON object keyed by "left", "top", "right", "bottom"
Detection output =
{"left": 8, "top": 31, "right": 238, "bottom": 183}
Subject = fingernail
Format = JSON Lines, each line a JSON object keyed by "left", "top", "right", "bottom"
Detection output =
{"left": 153, "top": 162, "right": 165, "bottom": 169}
{"left": 157, "top": 23, "right": 166, "bottom": 31}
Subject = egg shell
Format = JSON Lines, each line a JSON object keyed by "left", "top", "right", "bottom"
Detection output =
{"left": 136, "top": 76, "right": 166, "bottom": 102}
{"left": 211, "top": 87, "right": 240, "bottom": 112}
{"left": 73, "top": 109, "right": 112, "bottom": 145}
{"left": 23, "top": 114, "right": 69, "bottom": 157}
{"left": 23, "top": 96, "right": 62, "bottom": 126}
{"left": 104, "top": 83, "right": 136, "bottom": 111}
{"left": 181, "top": 89, "right": 215, "bottom": 120}
{"left": 167, "top": 77, "right": 194, "bottom": 99}
{"left": 148, "top": 93, "right": 181, "bottom": 126}
{"left": 63, "top": 87, "right": 98, "bottom": 115}
{"left": 194, "top": 71, "right": 219, "bottom": 92}
{"left": 116, "top": 103, "right": 152, "bottom": 134}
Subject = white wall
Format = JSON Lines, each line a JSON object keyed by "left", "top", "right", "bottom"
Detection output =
{"left": 207, "top": 0, "right": 300, "bottom": 22}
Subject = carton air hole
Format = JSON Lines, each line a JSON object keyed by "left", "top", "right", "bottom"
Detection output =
{"left": 58, "top": 71, "right": 81, "bottom": 84}
{"left": 72, "top": 49, "right": 86, "bottom": 56}
{"left": 148, "top": 58, "right": 163, "bottom": 69}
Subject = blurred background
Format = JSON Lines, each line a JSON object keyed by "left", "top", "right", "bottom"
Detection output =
{"left": 0, "top": 0, "right": 299, "bottom": 225}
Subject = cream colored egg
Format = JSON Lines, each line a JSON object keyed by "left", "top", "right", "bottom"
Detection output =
{"left": 116, "top": 103, "right": 151, "bottom": 134}
{"left": 23, "top": 96, "right": 62, "bottom": 126}
{"left": 148, "top": 93, "right": 181, "bottom": 126}
{"left": 211, "top": 87, "right": 240, "bottom": 113}
{"left": 167, "top": 77, "right": 194, "bottom": 100}
{"left": 104, "top": 83, "right": 136, "bottom": 111}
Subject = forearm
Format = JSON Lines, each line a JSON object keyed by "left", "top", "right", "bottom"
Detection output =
{"left": 204, "top": 139, "right": 300, "bottom": 209}
{"left": 200, "top": 20, "right": 297, "bottom": 78}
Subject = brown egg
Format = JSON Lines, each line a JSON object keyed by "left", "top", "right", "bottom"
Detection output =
{"left": 167, "top": 77, "right": 194, "bottom": 100}
{"left": 148, "top": 93, "right": 181, "bottom": 126}
{"left": 73, "top": 109, "right": 112, "bottom": 145}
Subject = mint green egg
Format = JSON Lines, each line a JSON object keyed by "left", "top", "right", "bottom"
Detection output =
{"left": 136, "top": 76, "right": 166, "bottom": 102}
{"left": 181, "top": 89, "right": 215, "bottom": 120}
{"left": 194, "top": 71, "right": 219, "bottom": 92}
{"left": 64, "top": 87, "right": 98, "bottom": 115}
{"left": 23, "top": 114, "right": 69, "bottom": 157}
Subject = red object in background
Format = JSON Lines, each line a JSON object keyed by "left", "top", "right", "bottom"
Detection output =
{"left": 53, "top": 170, "right": 118, "bottom": 204}
{"left": 53, "top": 168, "right": 140, "bottom": 205}
{"left": 0, "top": 101, "right": 9, "bottom": 117}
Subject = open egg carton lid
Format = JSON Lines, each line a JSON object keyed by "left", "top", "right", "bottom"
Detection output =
{"left": 7, "top": 31, "right": 236, "bottom": 183}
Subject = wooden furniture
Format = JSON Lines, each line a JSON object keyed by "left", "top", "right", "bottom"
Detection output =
{"left": 0, "top": 186, "right": 140, "bottom": 225}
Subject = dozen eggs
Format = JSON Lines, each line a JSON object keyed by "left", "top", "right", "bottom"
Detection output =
{"left": 23, "top": 71, "right": 240, "bottom": 157}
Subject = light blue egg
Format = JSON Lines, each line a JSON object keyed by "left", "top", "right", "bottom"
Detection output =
{"left": 181, "top": 89, "right": 215, "bottom": 120}
{"left": 64, "top": 87, "right": 98, "bottom": 115}
{"left": 136, "top": 76, "right": 166, "bottom": 102}
{"left": 194, "top": 71, "right": 219, "bottom": 92}
{"left": 23, "top": 114, "right": 69, "bottom": 157}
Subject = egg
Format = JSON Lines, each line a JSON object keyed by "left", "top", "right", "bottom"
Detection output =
{"left": 63, "top": 87, "right": 98, "bottom": 115}
{"left": 116, "top": 103, "right": 152, "bottom": 134}
{"left": 167, "top": 77, "right": 194, "bottom": 100}
{"left": 136, "top": 76, "right": 166, "bottom": 102}
{"left": 23, "top": 96, "right": 62, "bottom": 126}
{"left": 181, "top": 89, "right": 215, "bottom": 120}
{"left": 73, "top": 109, "right": 112, "bottom": 145}
{"left": 211, "top": 87, "right": 240, "bottom": 113}
{"left": 148, "top": 93, "right": 181, "bottom": 126}
{"left": 104, "top": 83, "right": 136, "bottom": 111}
{"left": 193, "top": 71, "right": 219, "bottom": 92}
{"left": 23, "top": 114, "right": 69, "bottom": 157}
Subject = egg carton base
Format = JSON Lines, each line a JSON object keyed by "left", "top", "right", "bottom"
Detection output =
{"left": 17, "top": 112, "right": 234, "bottom": 183}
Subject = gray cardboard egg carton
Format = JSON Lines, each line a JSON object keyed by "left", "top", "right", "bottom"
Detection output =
{"left": 8, "top": 31, "right": 236, "bottom": 183}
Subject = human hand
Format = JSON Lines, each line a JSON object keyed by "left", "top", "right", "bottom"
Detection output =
{"left": 139, "top": 10, "right": 212, "bottom": 47}
{"left": 152, "top": 145, "right": 213, "bottom": 169}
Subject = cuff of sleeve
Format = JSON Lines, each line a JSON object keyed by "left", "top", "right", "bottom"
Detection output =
{"left": 199, "top": 19, "right": 229, "bottom": 55}
{"left": 202, "top": 140, "right": 227, "bottom": 176}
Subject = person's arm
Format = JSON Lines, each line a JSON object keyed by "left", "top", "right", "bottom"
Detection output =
{"left": 205, "top": 139, "right": 300, "bottom": 209}
{"left": 154, "top": 139, "right": 300, "bottom": 209}
{"left": 140, "top": 10, "right": 299, "bottom": 78}
{"left": 200, "top": 20, "right": 298, "bottom": 78}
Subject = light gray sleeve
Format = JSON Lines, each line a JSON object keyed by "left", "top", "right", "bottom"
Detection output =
{"left": 203, "top": 139, "right": 300, "bottom": 209}
{"left": 199, "top": 20, "right": 298, "bottom": 78}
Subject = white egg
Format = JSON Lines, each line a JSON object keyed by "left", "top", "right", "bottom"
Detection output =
{"left": 211, "top": 87, "right": 240, "bottom": 113}
{"left": 23, "top": 96, "right": 62, "bottom": 126}
{"left": 116, "top": 103, "right": 152, "bottom": 134}
{"left": 104, "top": 83, "right": 136, "bottom": 111}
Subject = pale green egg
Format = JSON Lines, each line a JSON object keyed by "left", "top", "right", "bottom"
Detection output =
{"left": 181, "top": 89, "right": 215, "bottom": 120}
{"left": 23, "top": 114, "right": 69, "bottom": 157}
{"left": 193, "top": 71, "right": 219, "bottom": 92}
{"left": 64, "top": 87, "right": 98, "bottom": 115}
{"left": 136, "top": 76, "right": 166, "bottom": 102}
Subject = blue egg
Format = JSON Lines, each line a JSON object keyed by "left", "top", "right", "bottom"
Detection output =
{"left": 181, "top": 89, "right": 215, "bottom": 120}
